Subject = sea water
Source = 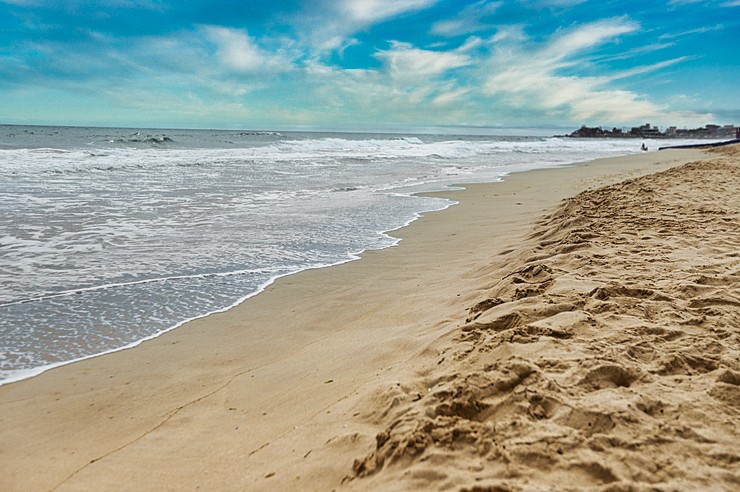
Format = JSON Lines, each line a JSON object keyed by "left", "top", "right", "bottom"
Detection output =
{"left": 0, "top": 125, "right": 710, "bottom": 384}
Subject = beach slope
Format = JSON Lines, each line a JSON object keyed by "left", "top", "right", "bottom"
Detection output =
{"left": 0, "top": 147, "right": 737, "bottom": 491}
{"left": 349, "top": 144, "right": 739, "bottom": 490}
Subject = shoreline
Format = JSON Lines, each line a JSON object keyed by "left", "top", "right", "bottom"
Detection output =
{"left": 0, "top": 184, "right": 459, "bottom": 387}
{"left": 0, "top": 153, "right": 609, "bottom": 387}
{"left": 1, "top": 147, "right": 731, "bottom": 491}
{"left": 0, "top": 149, "right": 650, "bottom": 387}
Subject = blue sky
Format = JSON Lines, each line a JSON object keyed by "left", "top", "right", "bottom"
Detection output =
{"left": 1, "top": 0, "right": 738, "bottom": 131}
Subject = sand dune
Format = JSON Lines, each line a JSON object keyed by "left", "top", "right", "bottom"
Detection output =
{"left": 348, "top": 146, "right": 739, "bottom": 490}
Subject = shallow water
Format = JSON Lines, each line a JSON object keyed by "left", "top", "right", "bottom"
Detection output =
{"left": 0, "top": 125, "right": 712, "bottom": 383}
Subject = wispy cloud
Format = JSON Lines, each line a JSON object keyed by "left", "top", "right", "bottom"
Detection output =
{"left": 544, "top": 18, "right": 639, "bottom": 57}
{"left": 592, "top": 42, "right": 676, "bottom": 63}
{"left": 0, "top": 0, "right": 732, "bottom": 129}
{"left": 430, "top": 0, "right": 502, "bottom": 37}
{"left": 659, "top": 24, "right": 724, "bottom": 40}
{"left": 481, "top": 19, "right": 710, "bottom": 124}
{"left": 375, "top": 41, "right": 473, "bottom": 77}
{"left": 339, "top": 0, "right": 437, "bottom": 23}
{"left": 608, "top": 57, "right": 694, "bottom": 80}
{"left": 432, "top": 87, "right": 470, "bottom": 106}
{"left": 297, "top": 0, "right": 439, "bottom": 54}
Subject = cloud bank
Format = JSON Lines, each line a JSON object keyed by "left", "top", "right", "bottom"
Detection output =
{"left": 0, "top": 0, "right": 733, "bottom": 129}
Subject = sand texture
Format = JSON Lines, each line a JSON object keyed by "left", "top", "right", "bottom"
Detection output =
{"left": 349, "top": 146, "right": 740, "bottom": 490}
{"left": 0, "top": 147, "right": 737, "bottom": 491}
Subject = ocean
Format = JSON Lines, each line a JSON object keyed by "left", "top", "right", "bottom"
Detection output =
{"left": 0, "top": 125, "right": 707, "bottom": 384}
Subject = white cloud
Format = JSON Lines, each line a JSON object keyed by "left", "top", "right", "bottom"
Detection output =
{"left": 609, "top": 57, "right": 693, "bottom": 81}
{"left": 7, "top": 3, "right": 717, "bottom": 129}
{"left": 592, "top": 42, "right": 676, "bottom": 63}
{"left": 430, "top": 1, "right": 502, "bottom": 37}
{"left": 293, "top": 39, "right": 479, "bottom": 126}
{"left": 375, "top": 41, "right": 473, "bottom": 77}
{"left": 340, "top": 0, "right": 438, "bottom": 24}
{"left": 203, "top": 26, "right": 294, "bottom": 73}
{"left": 432, "top": 87, "right": 470, "bottom": 106}
{"left": 659, "top": 24, "right": 723, "bottom": 40}
{"left": 457, "top": 36, "right": 484, "bottom": 52}
{"left": 297, "top": 0, "right": 439, "bottom": 54}
{"left": 545, "top": 19, "right": 639, "bottom": 58}
{"left": 482, "top": 19, "right": 710, "bottom": 124}
{"left": 184, "top": 16, "right": 711, "bottom": 127}
{"left": 490, "top": 25, "right": 527, "bottom": 43}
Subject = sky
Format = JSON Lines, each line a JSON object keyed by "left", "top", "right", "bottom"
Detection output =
{"left": 1, "top": 0, "right": 739, "bottom": 132}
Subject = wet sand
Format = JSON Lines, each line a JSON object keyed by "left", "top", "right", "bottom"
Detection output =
{"left": 1, "top": 146, "right": 737, "bottom": 491}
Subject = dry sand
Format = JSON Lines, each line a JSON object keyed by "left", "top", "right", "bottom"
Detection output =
{"left": 0, "top": 146, "right": 737, "bottom": 491}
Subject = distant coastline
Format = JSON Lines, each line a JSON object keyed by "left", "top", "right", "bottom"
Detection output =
{"left": 562, "top": 122, "right": 740, "bottom": 139}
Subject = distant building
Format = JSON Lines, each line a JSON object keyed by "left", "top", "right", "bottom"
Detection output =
{"left": 639, "top": 123, "right": 662, "bottom": 138}
{"left": 565, "top": 122, "right": 739, "bottom": 139}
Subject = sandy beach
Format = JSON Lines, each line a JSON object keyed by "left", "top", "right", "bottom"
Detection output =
{"left": 1, "top": 146, "right": 738, "bottom": 491}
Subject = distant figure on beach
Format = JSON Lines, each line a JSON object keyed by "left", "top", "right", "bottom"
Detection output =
{"left": 641, "top": 143, "right": 648, "bottom": 151}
